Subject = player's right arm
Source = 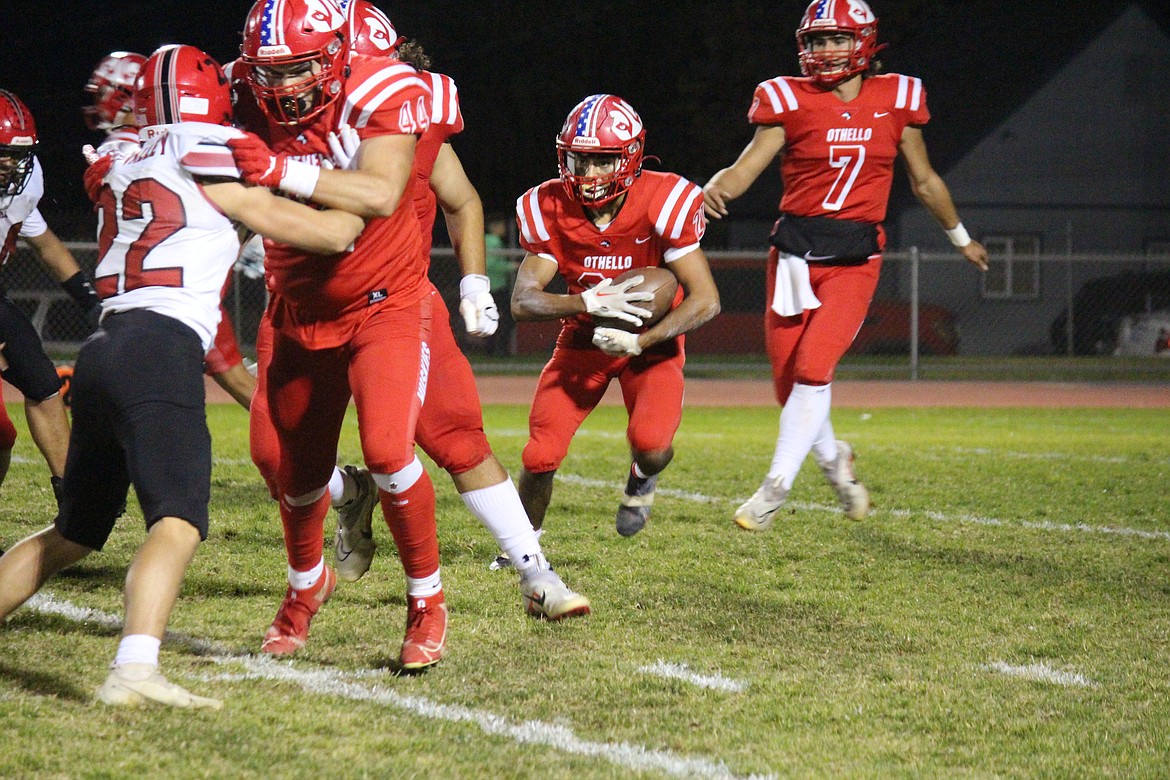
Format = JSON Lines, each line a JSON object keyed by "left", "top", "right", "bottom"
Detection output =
{"left": 201, "top": 182, "right": 364, "bottom": 255}
{"left": 702, "top": 125, "right": 786, "bottom": 219}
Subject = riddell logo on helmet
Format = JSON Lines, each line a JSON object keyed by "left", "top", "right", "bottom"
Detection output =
{"left": 257, "top": 45, "right": 294, "bottom": 57}
{"left": 8, "top": 136, "right": 33, "bottom": 146}
{"left": 571, "top": 137, "right": 601, "bottom": 149}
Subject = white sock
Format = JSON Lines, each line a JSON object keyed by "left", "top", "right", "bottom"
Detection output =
{"left": 328, "top": 466, "right": 348, "bottom": 507}
{"left": 810, "top": 418, "right": 838, "bottom": 466}
{"left": 288, "top": 558, "right": 324, "bottom": 590}
{"left": 767, "top": 382, "right": 832, "bottom": 490}
{"left": 114, "top": 634, "right": 161, "bottom": 668}
{"left": 461, "top": 480, "right": 547, "bottom": 573}
{"left": 407, "top": 568, "right": 443, "bottom": 598}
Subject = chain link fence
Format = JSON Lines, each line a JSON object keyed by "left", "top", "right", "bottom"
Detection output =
{"left": 7, "top": 240, "right": 1170, "bottom": 372}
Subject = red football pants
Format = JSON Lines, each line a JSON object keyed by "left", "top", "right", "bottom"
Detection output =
{"left": 765, "top": 247, "right": 882, "bottom": 405}
{"left": 521, "top": 328, "right": 685, "bottom": 474}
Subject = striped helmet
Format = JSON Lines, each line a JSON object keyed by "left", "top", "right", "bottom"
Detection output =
{"left": 241, "top": 0, "right": 348, "bottom": 125}
{"left": 133, "top": 45, "right": 233, "bottom": 128}
{"left": 0, "top": 89, "right": 37, "bottom": 197}
{"left": 556, "top": 94, "right": 646, "bottom": 207}
{"left": 796, "top": 0, "right": 886, "bottom": 85}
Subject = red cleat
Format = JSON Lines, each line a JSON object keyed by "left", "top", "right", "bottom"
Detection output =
{"left": 399, "top": 590, "right": 447, "bottom": 670}
{"left": 261, "top": 566, "right": 337, "bottom": 655}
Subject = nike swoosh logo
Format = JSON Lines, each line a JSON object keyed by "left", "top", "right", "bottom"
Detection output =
{"left": 874, "top": 111, "right": 890, "bottom": 118}
{"left": 635, "top": 236, "right": 651, "bottom": 244}
{"left": 803, "top": 251, "right": 836, "bottom": 261}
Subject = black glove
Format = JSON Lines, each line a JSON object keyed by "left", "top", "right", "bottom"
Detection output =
{"left": 60, "top": 272, "right": 100, "bottom": 314}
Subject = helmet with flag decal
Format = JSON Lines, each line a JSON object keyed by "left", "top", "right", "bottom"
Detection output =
{"left": 796, "top": 0, "right": 886, "bottom": 86}
{"left": 556, "top": 94, "right": 646, "bottom": 207}
{"left": 241, "top": 0, "right": 349, "bottom": 125}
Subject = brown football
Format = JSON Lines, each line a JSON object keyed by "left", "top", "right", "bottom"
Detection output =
{"left": 591, "top": 266, "right": 679, "bottom": 332}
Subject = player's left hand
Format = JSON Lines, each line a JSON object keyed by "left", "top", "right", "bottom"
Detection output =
{"left": 960, "top": 239, "right": 990, "bottom": 272}
{"left": 592, "top": 327, "right": 643, "bottom": 357}
{"left": 228, "top": 132, "right": 319, "bottom": 198}
{"left": 459, "top": 274, "right": 500, "bottom": 337}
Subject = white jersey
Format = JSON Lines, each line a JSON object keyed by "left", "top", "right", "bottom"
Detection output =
{"left": 95, "top": 122, "right": 244, "bottom": 351}
{"left": 0, "top": 157, "right": 48, "bottom": 265}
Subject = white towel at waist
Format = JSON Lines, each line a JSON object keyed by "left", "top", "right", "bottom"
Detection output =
{"left": 771, "top": 252, "right": 822, "bottom": 317}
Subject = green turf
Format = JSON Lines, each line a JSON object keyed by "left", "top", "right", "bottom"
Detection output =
{"left": 1, "top": 401, "right": 1167, "bottom": 778}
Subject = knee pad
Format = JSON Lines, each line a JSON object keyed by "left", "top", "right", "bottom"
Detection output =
{"left": 0, "top": 411, "right": 16, "bottom": 449}
{"left": 283, "top": 486, "right": 327, "bottom": 507}
{"left": 421, "top": 427, "right": 491, "bottom": 474}
{"left": 372, "top": 456, "right": 423, "bottom": 494}
{"left": 521, "top": 439, "right": 566, "bottom": 476}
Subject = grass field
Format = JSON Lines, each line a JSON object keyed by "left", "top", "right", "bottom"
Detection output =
{"left": 1, "top": 401, "right": 1168, "bottom": 778}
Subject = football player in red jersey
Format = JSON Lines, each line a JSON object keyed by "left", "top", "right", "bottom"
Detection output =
{"left": 0, "top": 90, "right": 101, "bottom": 518}
{"left": 513, "top": 94, "right": 720, "bottom": 540}
{"left": 228, "top": 0, "right": 449, "bottom": 669}
{"left": 0, "top": 44, "right": 365, "bottom": 709}
{"left": 311, "top": 1, "right": 590, "bottom": 619}
{"left": 84, "top": 51, "right": 259, "bottom": 412}
{"left": 703, "top": 0, "right": 989, "bottom": 530}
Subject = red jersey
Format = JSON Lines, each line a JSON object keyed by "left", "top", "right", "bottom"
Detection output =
{"left": 749, "top": 73, "right": 930, "bottom": 224}
{"left": 411, "top": 71, "right": 464, "bottom": 253}
{"left": 515, "top": 170, "right": 705, "bottom": 332}
{"left": 240, "top": 54, "right": 433, "bottom": 348}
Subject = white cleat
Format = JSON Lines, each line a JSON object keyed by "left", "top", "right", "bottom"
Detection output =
{"left": 520, "top": 569, "right": 591, "bottom": 620}
{"left": 816, "top": 440, "right": 870, "bottom": 521}
{"left": 96, "top": 663, "right": 222, "bottom": 710}
{"left": 733, "top": 476, "right": 788, "bottom": 531}
{"left": 334, "top": 465, "right": 379, "bottom": 582}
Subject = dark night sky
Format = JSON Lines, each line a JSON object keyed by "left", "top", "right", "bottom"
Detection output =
{"left": 4, "top": 1, "right": 1164, "bottom": 241}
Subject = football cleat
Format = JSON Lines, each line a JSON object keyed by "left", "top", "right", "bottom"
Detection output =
{"left": 733, "top": 476, "right": 788, "bottom": 532}
{"left": 261, "top": 566, "right": 337, "bottom": 655}
{"left": 816, "top": 440, "right": 870, "bottom": 521}
{"left": 96, "top": 663, "right": 222, "bottom": 710}
{"left": 521, "top": 569, "right": 591, "bottom": 621}
{"left": 334, "top": 465, "right": 379, "bottom": 582}
{"left": 615, "top": 467, "right": 657, "bottom": 537}
{"left": 400, "top": 590, "right": 447, "bottom": 670}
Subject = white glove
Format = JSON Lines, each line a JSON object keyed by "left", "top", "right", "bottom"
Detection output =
{"left": 580, "top": 276, "right": 653, "bottom": 327}
{"left": 458, "top": 274, "right": 500, "bottom": 336}
{"left": 592, "top": 326, "right": 643, "bottom": 357}
{"left": 327, "top": 124, "right": 362, "bottom": 171}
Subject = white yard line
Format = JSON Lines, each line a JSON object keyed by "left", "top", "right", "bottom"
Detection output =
{"left": 554, "top": 474, "right": 1170, "bottom": 542}
{"left": 23, "top": 593, "right": 772, "bottom": 780}
{"left": 638, "top": 660, "right": 748, "bottom": 693}
{"left": 984, "top": 661, "right": 1095, "bottom": 688}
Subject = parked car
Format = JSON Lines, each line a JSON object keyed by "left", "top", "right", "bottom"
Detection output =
{"left": 1049, "top": 270, "right": 1170, "bottom": 355}
{"left": 849, "top": 299, "right": 959, "bottom": 356}
{"left": 1114, "top": 308, "right": 1170, "bottom": 356}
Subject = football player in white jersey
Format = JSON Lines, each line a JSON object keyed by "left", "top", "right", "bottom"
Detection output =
{"left": 0, "top": 90, "right": 101, "bottom": 527}
{"left": 0, "top": 44, "right": 365, "bottom": 710}
{"left": 83, "top": 50, "right": 259, "bottom": 412}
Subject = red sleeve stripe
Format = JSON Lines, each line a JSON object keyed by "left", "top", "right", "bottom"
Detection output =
{"left": 895, "top": 75, "right": 923, "bottom": 111}
{"left": 655, "top": 179, "right": 701, "bottom": 240}
{"left": 180, "top": 145, "right": 241, "bottom": 178}
{"left": 428, "top": 73, "right": 461, "bottom": 127}
{"left": 340, "top": 64, "right": 431, "bottom": 128}
{"left": 760, "top": 77, "right": 799, "bottom": 114}
{"left": 516, "top": 188, "right": 550, "bottom": 245}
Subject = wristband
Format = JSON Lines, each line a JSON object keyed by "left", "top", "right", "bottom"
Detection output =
{"left": 945, "top": 222, "right": 972, "bottom": 248}
{"left": 280, "top": 159, "right": 321, "bottom": 200}
{"left": 60, "top": 272, "right": 100, "bottom": 313}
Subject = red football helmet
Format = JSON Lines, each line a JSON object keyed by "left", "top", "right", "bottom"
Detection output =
{"left": 83, "top": 51, "right": 146, "bottom": 131}
{"left": 240, "top": 0, "right": 349, "bottom": 125}
{"left": 342, "top": 0, "right": 401, "bottom": 58}
{"left": 133, "top": 45, "right": 234, "bottom": 128}
{"left": 796, "top": 0, "right": 886, "bottom": 85}
{"left": 556, "top": 94, "right": 646, "bottom": 207}
{"left": 0, "top": 90, "right": 37, "bottom": 198}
